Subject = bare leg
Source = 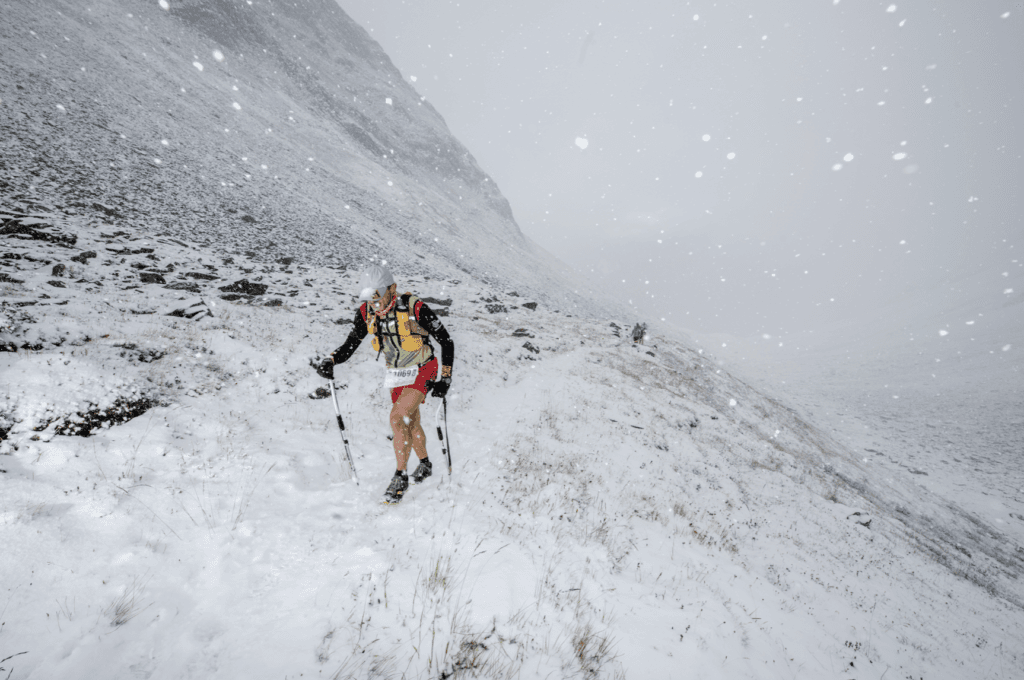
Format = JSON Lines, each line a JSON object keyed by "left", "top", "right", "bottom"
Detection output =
{"left": 390, "top": 388, "right": 426, "bottom": 472}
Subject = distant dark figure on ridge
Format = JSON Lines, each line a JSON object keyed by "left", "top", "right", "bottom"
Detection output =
{"left": 631, "top": 322, "right": 647, "bottom": 345}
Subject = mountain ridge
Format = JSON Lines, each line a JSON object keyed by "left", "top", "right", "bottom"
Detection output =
{"left": 0, "top": 0, "right": 604, "bottom": 314}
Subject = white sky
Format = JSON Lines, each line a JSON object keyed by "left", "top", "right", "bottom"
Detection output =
{"left": 339, "top": 0, "right": 1022, "bottom": 336}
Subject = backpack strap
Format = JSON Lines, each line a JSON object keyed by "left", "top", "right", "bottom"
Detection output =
{"left": 402, "top": 293, "right": 430, "bottom": 338}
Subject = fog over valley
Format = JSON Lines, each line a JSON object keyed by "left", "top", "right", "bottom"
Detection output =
{"left": 341, "top": 0, "right": 1021, "bottom": 339}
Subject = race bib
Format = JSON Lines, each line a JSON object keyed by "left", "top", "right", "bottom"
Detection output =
{"left": 384, "top": 366, "right": 418, "bottom": 389}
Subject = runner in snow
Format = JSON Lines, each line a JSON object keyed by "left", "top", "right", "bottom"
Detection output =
{"left": 318, "top": 265, "right": 454, "bottom": 504}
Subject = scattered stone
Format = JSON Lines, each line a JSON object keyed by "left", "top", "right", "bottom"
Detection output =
{"left": 51, "top": 263, "right": 66, "bottom": 277}
{"left": 114, "top": 343, "right": 166, "bottom": 362}
{"left": 164, "top": 281, "right": 201, "bottom": 293}
{"left": 55, "top": 396, "right": 157, "bottom": 437}
{"left": 140, "top": 272, "right": 166, "bottom": 284}
{"left": 46, "top": 280, "right": 66, "bottom": 288}
{"left": 70, "top": 250, "right": 97, "bottom": 264}
{"left": 485, "top": 304, "right": 507, "bottom": 314}
{"left": 220, "top": 294, "right": 250, "bottom": 302}
{"left": 263, "top": 298, "right": 283, "bottom": 307}
{"left": 184, "top": 272, "right": 218, "bottom": 280}
{"left": 522, "top": 302, "right": 538, "bottom": 311}
{"left": 241, "top": 214, "right": 256, "bottom": 223}
{"left": 219, "top": 279, "right": 268, "bottom": 296}
{"left": 512, "top": 328, "right": 533, "bottom": 338}
{"left": 522, "top": 341, "right": 540, "bottom": 354}
{"left": 0, "top": 273, "right": 25, "bottom": 284}
{"left": 1, "top": 220, "right": 77, "bottom": 247}
{"left": 163, "top": 297, "right": 213, "bottom": 320}
{"left": 276, "top": 256, "right": 295, "bottom": 265}
{"left": 847, "top": 512, "right": 873, "bottom": 529}
{"left": 309, "top": 387, "right": 331, "bottom": 400}
{"left": 91, "top": 202, "right": 122, "bottom": 218}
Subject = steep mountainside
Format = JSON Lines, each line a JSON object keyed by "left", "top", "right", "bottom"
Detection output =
{"left": 0, "top": 0, "right": 593, "bottom": 311}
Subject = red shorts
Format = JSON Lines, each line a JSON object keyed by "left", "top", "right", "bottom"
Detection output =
{"left": 390, "top": 358, "right": 438, "bottom": 403}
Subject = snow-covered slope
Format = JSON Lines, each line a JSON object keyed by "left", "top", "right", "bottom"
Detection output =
{"left": 2, "top": 216, "right": 1022, "bottom": 679}
{"left": 0, "top": 0, "right": 599, "bottom": 314}
{"left": 3, "top": 1, "right": 1023, "bottom": 677}
{"left": 700, "top": 260, "right": 1024, "bottom": 550}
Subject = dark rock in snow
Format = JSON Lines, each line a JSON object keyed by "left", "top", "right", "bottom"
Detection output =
{"left": 220, "top": 279, "right": 268, "bottom": 296}
{"left": 91, "top": 202, "right": 122, "bottom": 219}
{"left": 1, "top": 221, "right": 77, "bottom": 247}
{"left": 47, "top": 280, "right": 66, "bottom": 288}
{"left": 522, "top": 302, "right": 538, "bottom": 311}
{"left": 164, "top": 281, "right": 201, "bottom": 293}
{"left": 512, "top": 328, "right": 534, "bottom": 338}
{"left": 485, "top": 304, "right": 507, "bottom": 314}
{"left": 140, "top": 272, "right": 167, "bottom": 284}
{"left": 421, "top": 296, "right": 453, "bottom": 307}
{"left": 185, "top": 272, "right": 218, "bottom": 280}
{"left": 70, "top": 250, "right": 98, "bottom": 264}
{"left": 263, "top": 299, "right": 283, "bottom": 307}
{"left": 52, "top": 263, "right": 66, "bottom": 277}
{"left": 163, "top": 297, "right": 213, "bottom": 320}
{"left": 0, "top": 273, "right": 25, "bottom": 284}
{"left": 55, "top": 396, "right": 157, "bottom": 437}
{"left": 522, "top": 341, "right": 540, "bottom": 354}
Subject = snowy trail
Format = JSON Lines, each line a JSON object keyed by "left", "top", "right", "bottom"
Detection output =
{"left": 2, "top": 221, "right": 1023, "bottom": 679}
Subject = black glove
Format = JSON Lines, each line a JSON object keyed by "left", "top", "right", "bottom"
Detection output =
{"left": 430, "top": 376, "right": 451, "bottom": 398}
{"left": 312, "top": 357, "right": 334, "bottom": 380}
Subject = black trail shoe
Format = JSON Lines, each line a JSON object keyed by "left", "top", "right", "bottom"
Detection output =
{"left": 411, "top": 458, "right": 433, "bottom": 484}
{"left": 382, "top": 472, "right": 409, "bottom": 504}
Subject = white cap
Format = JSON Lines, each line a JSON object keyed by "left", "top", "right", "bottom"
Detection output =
{"left": 357, "top": 264, "right": 395, "bottom": 300}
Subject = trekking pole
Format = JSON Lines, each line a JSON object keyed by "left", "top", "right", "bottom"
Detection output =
{"left": 329, "top": 379, "right": 359, "bottom": 485}
{"left": 434, "top": 397, "right": 452, "bottom": 475}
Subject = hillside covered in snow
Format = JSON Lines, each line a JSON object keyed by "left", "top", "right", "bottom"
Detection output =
{"left": 0, "top": 0, "right": 594, "bottom": 313}
{"left": 2, "top": 209, "right": 1022, "bottom": 679}
{"left": 2, "top": 1, "right": 1023, "bottom": 679}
